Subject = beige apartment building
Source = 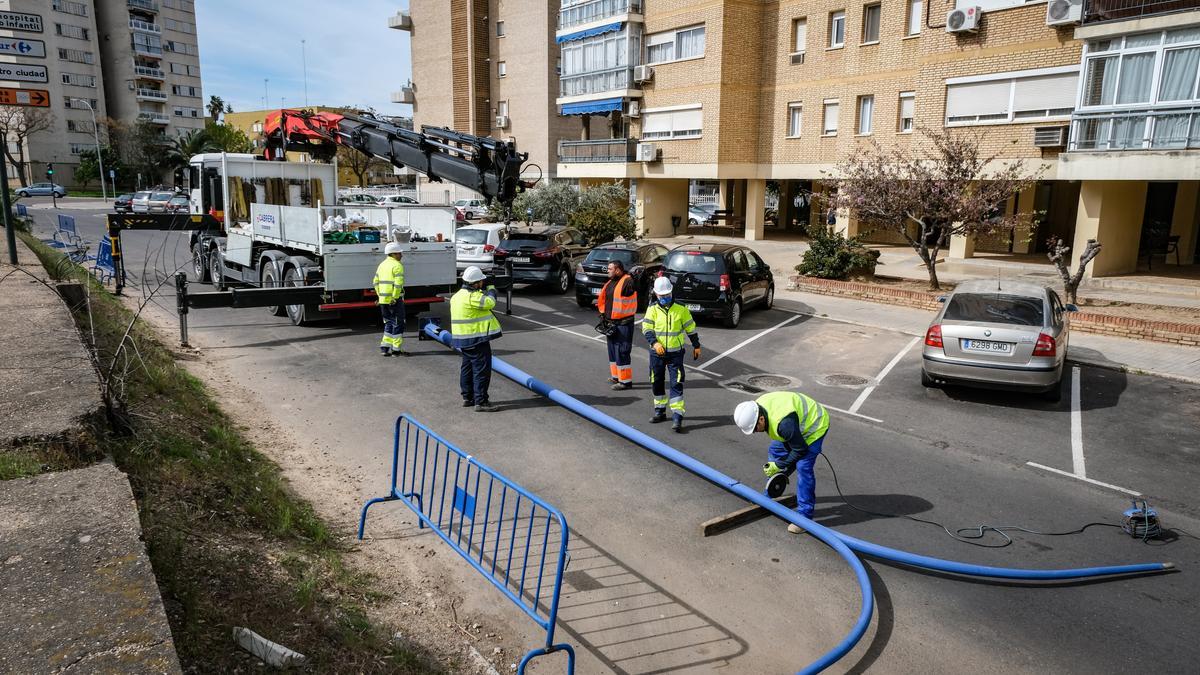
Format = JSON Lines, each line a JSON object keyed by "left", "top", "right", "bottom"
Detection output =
{"left": 549, "top": 0, "right": 1200, "bottom": 279}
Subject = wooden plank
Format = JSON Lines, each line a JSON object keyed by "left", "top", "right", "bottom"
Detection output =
{"left": 701, "top": 495, "right": 797, "bottom": 537}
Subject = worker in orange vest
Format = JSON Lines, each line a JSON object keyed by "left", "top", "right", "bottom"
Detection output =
{"left": 598, "top": 259, "right": 639, "bottom": 390}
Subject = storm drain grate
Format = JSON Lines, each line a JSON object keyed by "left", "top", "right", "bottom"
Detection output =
{"left": 724, "top": 381, "right": 763, "bottom": 394}
{"left": 747, "top": 374, "right": 794, "bottom": 389}
{"left": 820, "top": 373, "right": 870, "bottom": 387}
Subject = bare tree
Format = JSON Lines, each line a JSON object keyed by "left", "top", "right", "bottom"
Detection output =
{"left": 1047, "top": 237, "right": 1102, "bottom": 304}
{"left": 832, "top": 128, "right": 1044, "bottom": 290}
{"left": 0, "top": 106, "right": 54, "bottom": 187}
{"left": 336, "top": 144, "right": 388, "bottom": 187}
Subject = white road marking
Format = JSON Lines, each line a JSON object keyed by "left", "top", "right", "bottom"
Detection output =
{"left": 823, "top": 404, "right": 884, "bottom": 424}
{"left": 701, "top": 314, "right": 803, "bottom": 369}
{"left": 1070, "top": 366, "right": 1085, "bottom": 478}
{"left": 1026, "top": 462, "right": 1141, "bottom": 496}
{"left": 848, "top": 336, "right": 920, "bottom": 414}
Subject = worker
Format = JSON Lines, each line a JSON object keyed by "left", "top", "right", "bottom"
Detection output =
{"left": 373, "top": 242, "right": 408, "bottom": 357}
{"left": 642, "top": 276, "right": 700, "bottom": 432}
{"left": 597, "top": 259, "right": 638, "bottom": 390}
{"left": 451, "top": 266, "right": 502, "bottom": 412}
{"left": 733, "top": 392, "right": 830, "bottom": 534}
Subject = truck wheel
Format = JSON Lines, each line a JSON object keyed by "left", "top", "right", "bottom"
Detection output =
{"left": 261, "top": 265, "right": 286, "bottom": 317}
{"left": 209, "top": 248, "right": 225, "bottom": 291}
{"left": 284, "top": 267, "right": 316, "bottom": 326}
{"left": 191, "top": 243, "right": 210, "bottom": 283}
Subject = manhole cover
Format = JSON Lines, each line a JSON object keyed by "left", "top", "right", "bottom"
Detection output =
{"left": 724, "top": 381, "right": 763, "bottom": 394}
{"left": 747, "top": 374, "right": 793, "bottom": 389}
{"left": 821, "top": 373, "right": 870, "bottom": 387}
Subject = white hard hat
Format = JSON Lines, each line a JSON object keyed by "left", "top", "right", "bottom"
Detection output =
{"left": 653, "top": 276, "right": 674, "bottom": 296}
{"left": 385, "top": 242, "right": 404, "bottom": 255}
{"left": 734, "top": 401, "right": 760, "bottom": 435}
{"left": 462, "top": 266, "right": 487, "bottom": 283}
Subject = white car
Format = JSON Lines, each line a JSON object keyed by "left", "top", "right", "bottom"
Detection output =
{"left": 454, "top": 198, "right": 486, "bottom": 220}
{"left": 130, "top": 191, "right": 152, "bottom": 213}
{"left": 377, "top": 194, "right": 420, "bottom": 206}
{"left": 455, "top": 223, "right": 508, "bottom": 272}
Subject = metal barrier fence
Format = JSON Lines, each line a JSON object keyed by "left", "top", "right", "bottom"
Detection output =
{"left": 358, "top": 415, "right": 575, "bottom": 674}
{"left": 15, "top": 203, "right": 27, "bottom": 217}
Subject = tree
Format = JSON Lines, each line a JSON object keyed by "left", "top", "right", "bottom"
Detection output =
{"left": 513, "top": 181, "right": 579, "bottom": 227}
{"left": 336, "top": 144, "right": 389, "bottom": 187}
{"left": 570, "top": 182, "right": 636, "bottom": 243}
{"left": 111, "top": 118, "right": 170, "bottom": 189}
{"left": 207, "top": 95, "right": 226, "bottom": 123}
{"left": 832, "top": 128, "right": 1043, "bottom": 290}
{"left": 1047, "top": 237, "right": 1102, "bottom": 304}
{"left": 204, "top": 122, "right": 253, "bottom": 153}
{"left": 74, "top": 146, "right": 122, "bottom": 190}
{"left": 0, "top": 106, "right": 54, "bottom": 187}
{"left": 166, "top": 128, "right": 215, "bottom": 175}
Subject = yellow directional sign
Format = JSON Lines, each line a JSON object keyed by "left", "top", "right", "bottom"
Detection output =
{"left": 0, "top": 87, "right": 49, "bottom": 107}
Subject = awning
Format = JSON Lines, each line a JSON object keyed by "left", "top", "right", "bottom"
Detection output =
{"left": 556, "top": 22, "right": 624, "bottom": 44}
{"left": 560, "top": 98, "right": 624, "bottom": 116}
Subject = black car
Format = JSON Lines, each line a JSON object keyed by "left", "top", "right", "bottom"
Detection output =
{"left": 491, "top": 226, "right": 591, "bottom": 293}
{"left": 575, "top": 241, "right": 671, "bottom": 309}
{"left": 662, "top": 243, "right": 774, "bottom": 328}
{"left": 113, "top": 194, "right": 133, "bottom": 213}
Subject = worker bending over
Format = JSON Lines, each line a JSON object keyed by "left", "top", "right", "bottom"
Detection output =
{"left": 451, "top": 266, "right": 502, "bottom": 412}
{"left": 734, "top": 391, "right": 830, "bottom": 534}
{"left": 598, "top": 259, "right": 638, "bottom": 390}
{"left": 373, "top": 242, "right": 408, "bottom": 357}
{"left": 643, "top": 277, "right": 701, "bottom": 432}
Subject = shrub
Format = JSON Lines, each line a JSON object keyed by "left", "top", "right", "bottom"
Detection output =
{"left": 570, "top": 182, "right": 635, "bottom": 244}
{"left": 796, "top": 225, "right": 879, "bottom": 280}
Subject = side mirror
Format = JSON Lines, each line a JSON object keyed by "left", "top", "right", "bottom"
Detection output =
{"left": 936, "top": 295, "right": 947, "bottom": 303}
{"left": 1065, "top": 304, "right": 1079, "bottom": 312}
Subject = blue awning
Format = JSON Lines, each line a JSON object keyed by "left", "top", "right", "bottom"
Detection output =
{"left": 556, "top": 22, "right": 624, "bottom": 44}
{"left": 560, "top": 97, "right": 624, "bottom": 116}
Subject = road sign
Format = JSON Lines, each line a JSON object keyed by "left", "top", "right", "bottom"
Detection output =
{"left": 0, "top": 11, "right": 42, "bottom": 33}
{"left": 109, "top": 169, "right": 115, "bottom": 179}
{"left": 0, "top": 63, "right": 47, "bottom": 83}
{"left": 0, "top": 87, "right": 49, "bottom": 107}
{"left": 0, "top": 38, "right": 45, "bottom": 58}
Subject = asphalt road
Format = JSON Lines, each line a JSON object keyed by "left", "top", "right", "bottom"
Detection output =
{"left": 37, "top": 202, "right": 1200, "bottom": 674}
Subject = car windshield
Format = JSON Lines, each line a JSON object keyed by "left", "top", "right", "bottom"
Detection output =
{"left": 944, "top": 293, "right": 1044, "bottom": 326}
{"left": 169, "top": 197, "right": 188, "bottom": 204}
{"left": 134, "top": 192, "right": 150, "bottom": 199}
{"left": 454, "top": 200, "right": 469, "bottom": 206}
{"left": 500, "top": 233, "right": 550, "bottom": 248}
{"left": 456, "top": 229, "right": 489, "bottom": 244}
{"left": 666, "top": 251, "right": 724, "bottom": 274}
{"left": 118, "top": 194, "right": 132, "bottom": 200}
{"left": 586, "top": 249, "right": 636, "bottom": 267}
{"left": 152, "top": 192, "right": 174, "bottom": 200}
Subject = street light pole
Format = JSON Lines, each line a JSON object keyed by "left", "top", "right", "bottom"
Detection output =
{"left": 301, "top": 39, "right": 309, "bottom": 108}
{"left": 73, "top": 98, "right": 106, "bottom": 202}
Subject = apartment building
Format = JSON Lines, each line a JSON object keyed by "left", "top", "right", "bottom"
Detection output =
{"left": 553, "top": 0, "right": 1200, "bottom": 278}
{"left": 394, "top": 1, "right": 582, "bottom": 202}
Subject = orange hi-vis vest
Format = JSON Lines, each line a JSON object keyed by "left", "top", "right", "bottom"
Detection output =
{"left": 599, "top": 274, "right": 637, "bottom": 320}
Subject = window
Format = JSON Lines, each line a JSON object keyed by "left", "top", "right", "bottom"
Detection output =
{"left": 165, "top": 40, "right": 199, "bottom": 56}
{"left": 170, "top": 62, "right": 201, "bottom": 77}
{"left": 823, "top": 100, "right": 840, "bottom": 135}
{"left": 641, "top": 105, "right": 703, "bottom": 140}
{"left": 58, "top": 48, "right": 94, "bottom": 64}
{"left": 791, "top": 18, "right": 807, "bottom": 63}
{"left": 172, "top": 84, "right": 201, "bottom": 97}
{"left": 69, "top": 142, "right": 91, "bottom": 155}
{"left": 857, "top": 95, "right": 874, "bottom": 134}
{"left": 55, "top": 23, "right": 89, "bottom": 40}
{"left": 66, "top": 119, "right": 95, "bottom": 133}
{"left": 787, "top": 102, "right": 803, "bottom": 137}
{"left": 862, "top": 4, "right": 880, "bottom": 44}
{"left": 164, "top": 18, "right": 196, "bottom": 34}
{"left": 898, "top": 92, "right": 915, "bottom": 132}
{"left": 63, "top": 97, "right": 98, "bottom": 110}
{"left": 61, "top": 73, "right": 96, "bottom": 87}
{"left": 497, "top": 100, "right": 509, "bottom": 117}
{"left": 829, "top": 11, "right": 845, "bottom": 48}
{"left": 163, "top": 0, "right": 196, "bottom": 10}
{"left": 173, "top": 106, "right": 201, "bottom": 118}
{"left": 907, "top": 0, "right": 923, "bottom": 36}
{"left": 133, "top": 33, "right": 163, "bottom": 54}
{"left": 945, "top": 68, "right": 1078, "bottom": 125}
{"left": 52, "top": 0, "right": 88, "bottom": 16}
{"left": 496, "top": 20, "right": 505, "bottom": 37}
{"left": 498, "top": 61, "right": 507, "bottom": 77}
{"left": 645, "top": 25, "right": 706, "bottom": 64}
{"left": 252, "top": 122, "right": 263, "bottom": 133}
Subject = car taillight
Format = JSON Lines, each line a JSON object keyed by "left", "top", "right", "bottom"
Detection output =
{"left": 719, "top": 274, "right": 731, "bottom": 292}
{"left": 924, "top": 324, "right": 943, "bottom": 348}
{"left": 483, "top": 244, "right": 495, "bottom": 252}
{"left": 1032, "top": 332, "right": 1056, "bottom": 357}
{"left": 535, "top": 246, "right": 560, "bottom": 259}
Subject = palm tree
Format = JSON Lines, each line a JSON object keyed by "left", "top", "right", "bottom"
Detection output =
{"left": 166, "top": 128, "right": 215, "bottom": 175}
{"left": 207, "top": 95, "right": 226, "bottom": 123}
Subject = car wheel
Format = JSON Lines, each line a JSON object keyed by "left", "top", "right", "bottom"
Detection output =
{"left": 689, "top": 218, "right": 698, "bottom": 226}
{"left": 553, "top": 266, "right": 571, "bottom": 294}
{"left": 763, "top": 284, "right": 775, "bottom": 310}
{"left": 16, "top": 190, "right": 27, "bottom": 198}
{"left": 576, "top": 295, "right": 592, "bottom": 309}
{"left": 209, "top": 247, "right": 225, "bottom": 291}
{"left": 920, "top": 368, "right": 939, "bottom": 388}
{"left": 723, "top": 299, "right": 743, "bottom": 328}
{"left": 261, "top": 264, "right": 287, "bottom": 317}
{"left": 191, "top": 243, "right": 210, "bottom": 283}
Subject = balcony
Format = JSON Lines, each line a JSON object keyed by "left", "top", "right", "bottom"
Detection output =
{"left": 391, "top": 86, "right": 415, "bottom": 104}
{"left": 134, "top": 64, "right": 165, "bottom": 80}
{"left": 138, "top": 112, "right": 169, "bottom": 125}
{"left": 128, "top": 0, "right": 158, "bottom": 11}
{"left": 560, "top": 66, "right": 633, "bottom": 98}
{"left": 132, "top": 42, "right": 163, "bottom": 56}
{"left": 388, "top": 10, "right": 412, "bottom": 30}
{"left": 558, "top": 138, "right": 637, "bottom": 163}
{"left": 560, "top": 0, "right": 642, "bottom": 31}
{"left": 1082, "top": 0, "right": 1200, "bottom": 23}
{"left": 129, "top": 19, "right": 160, "bottom": 33}
{"left": 1069, "top": 107, "right": 1200, "bottom": 150}
{"left": 136, "top": 87, "right": 168, "bottom": 102}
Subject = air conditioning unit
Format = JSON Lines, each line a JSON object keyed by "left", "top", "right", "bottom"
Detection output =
{"left": 946, "top": 6, "right": 981, "bottom": 33}
{"left": 1033, "top": 126, "right": 1068, "bottom": 148}
{"left": 494, "top": 115, "right": 509, "bottom": 129}
{"left": 1045, "top": 0, "right": 1083, "bottom": 25}
{"left": 635, "top": 142, "right": 659, "bottom": 162}
{"left": 790, "top": 52, "right": 806, "bottom": 65}
{"left": 633, "top": 65, "right": 654, "bottom": 84}
{"left": 626, "top": 100, "right": 640, "bottom": 118}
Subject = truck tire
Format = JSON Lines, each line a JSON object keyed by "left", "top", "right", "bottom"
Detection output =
{"left": 261, "top": 265, "right": 287, "bottom": 317}
{"left": 284, "top": 267, "right": 317, "bottom": 326}
{"left": 209, "top": 247, "right": 225, "bottom": 291}
{"left": 191, "top": 243, "right": 210, "bottom": 283}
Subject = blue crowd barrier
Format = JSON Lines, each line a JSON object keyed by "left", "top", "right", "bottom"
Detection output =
{"left": 359, "top": 414, "right": 575, "bottom": 674}
{"left": 15, "top": 203, "right": 27, "bottom": 217}
{"left": 92, "top": 236, "right": 115, "bottom": 284}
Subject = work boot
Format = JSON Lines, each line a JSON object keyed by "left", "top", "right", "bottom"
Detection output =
{"left": 381, "top": 349, "right": 391, "bottom": 357}
{"left": 462, "top": 400, "right": 475, "bottom": 407}
{"left": 611, "top": 382, "right": 632, "bottom": 391}
{"left": 650, "top": 410, "right": 667, "bottom": 423}
{"left": 475, "top": 402, "right": 499, "bottom": 413}
{"left": 787, "top": 523, "right": 806, "bottom": 535}
{"left": 672, "top": 414, "right": 683, "bottom": 433}
{"left": 610, "top": 377, "right": 619, "bottom": 384}
{"left": 392, "top": 349, "right": 410, "bottom": 357}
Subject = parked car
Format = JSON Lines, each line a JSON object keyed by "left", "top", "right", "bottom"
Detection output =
{"left": 921, "top": 279, "right": 1076, "bottom": 402}
{"left": 454, "top": 198, "right": 486, "bottom": 220}
{"left": 661, "top": 243, "right": 774, "bottom": 328}
{"left": 688, "top": 204, "right": 714, "bottom": 226}
{"left": 574, "top": 241, "right": 670, "bottom": 310}
{"left": 165, "top": 195, "right": 190, "bottom": 213}
{"left": 338, "top": 193, "right": 378, "bottom": 206}
{"left": 491, "top": 226, "right": 591, "bottom": 293}
{"left": 377, "top": 194, "right": 420, "bottom": 206}
{"left": 113, "top": 194, "right": 134, "bottom": 213}
{"left": 130, "top": 191, "right": 152, "bottom": 213}
{"left": 455, "top": 223, "right": 508, "bottom": 273}
{"left": 16, "top": 182, "right": 66, "bottom": 198}
{"left": 147, "top": 191, "right": 176, "bottom": 213}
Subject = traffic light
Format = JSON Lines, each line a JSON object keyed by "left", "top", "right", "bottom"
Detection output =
{"left": 46, "top": 163, "right": 54, "bottom": 179}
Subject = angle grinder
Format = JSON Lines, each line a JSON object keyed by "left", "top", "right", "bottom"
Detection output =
{"left": 764, "top": 471, "right": 789, "bottom": 499}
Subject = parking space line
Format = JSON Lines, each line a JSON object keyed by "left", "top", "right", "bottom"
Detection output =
{"left": 823, "top": 404, "right": 884, "bottom": 424}
{"left": 1071, "top": 366, "right": 1085, "bottom": 478}
{"left": 848, "top": 336, "right": 921, "bottom": 415}
{"left": 1026, "top": 462, "right": 1141, "bottom": 496}
{"left": 700, "top": 314, "right": 802, "bottom": 370}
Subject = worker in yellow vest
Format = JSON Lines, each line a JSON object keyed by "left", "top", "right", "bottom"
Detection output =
{"left": 597, "top": 259, "right": 638, "bottom": 390}
{"left": 450, "top": 266, "right": 503, "bottom": 412}
{"left": 642, "top": 276, "right": 700, "bottom": 432}
{"left": 733, "top": 391, "right": 831, "bottom": 534}
{"left": 373, "top": 242, "right": 408, "bottom": 357}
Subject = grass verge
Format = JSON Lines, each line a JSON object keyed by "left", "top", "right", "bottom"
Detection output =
{"left": 9, "top": 232, "right": 440, "bottom": 673}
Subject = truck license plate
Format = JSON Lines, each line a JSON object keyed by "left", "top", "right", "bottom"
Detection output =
{"left": 961, "top": 339, "right": 1012, "bottom": 354}
{"left": 511, "top": 256, "right": 530, "bottom": 264}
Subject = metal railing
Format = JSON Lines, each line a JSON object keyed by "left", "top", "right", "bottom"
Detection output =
{"left": 558, "top": 137, "right": 637, "bottom": 163}
{"left": 134, "top": 64, "right": 164, "bottom": 78}
{"left": 132, "top": 42, "right": 163, "bottom": 55}
{"left": 129, "top": 18, "right": 160, "bottom": 32}
{"left": 138, "top": 112, "right": 169, "bottom": 124}
{"left": 359, "top": 415, "right": 575, "bottom": 674}
{"left": 559, "top": 65, "right": 632, "bottom": 97}
{"left": 127, "top": 0, "right": 159, "bottom": 11}
{"left": 1069, "top": 107, "right": 1200, "bottom": 151}
{"left": 136, "top": 87, "right": 167, "bottom": 101}
{"left": 559, "top": 0, "right": 643, "bottom": 31}
{"left": 1082, "top": 0, "right": 1200, "bottom": 23}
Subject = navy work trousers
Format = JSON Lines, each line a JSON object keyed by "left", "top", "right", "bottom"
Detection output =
{"left": 460, "top": 341, "right": 493, "bottom": 405}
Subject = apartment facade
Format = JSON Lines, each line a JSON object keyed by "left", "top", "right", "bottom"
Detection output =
{"left": 395, "top": 0, "right": 582, "bottom": 202}
{"left": 553, "top": 0, "right": 1199, "bottom": 278}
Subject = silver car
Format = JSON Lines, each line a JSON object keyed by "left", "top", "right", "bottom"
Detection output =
{"left": 921, "top": 279, "right": 1077, "bottom": 401}
{"left": 130, "top": 191, "right": 152, "bottom": 213}
{"left": 147, "top": 191, "right": 175, "bottom": 213}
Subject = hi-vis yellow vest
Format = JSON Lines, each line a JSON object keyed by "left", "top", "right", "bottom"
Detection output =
{"left": 450, "top": 287, "right": 502, "bottom": 348}
{"left": 373, "top": 257, "right": 405, "bottom": 304}
{"left": 759, "top": 391, "right": 829, "bottom": 446}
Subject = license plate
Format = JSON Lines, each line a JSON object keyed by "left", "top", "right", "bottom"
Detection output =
{"left": 686, "top": 304, "right": 701, "bottom": 311}
{"left": 961, "top": 339, "right": 1012, "bottom": 354}
{"left": 591, "top": 287, "right": 602, "bottom": 295}
{"left": 511, "top": 256, "right": 530, "bottom": 264}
